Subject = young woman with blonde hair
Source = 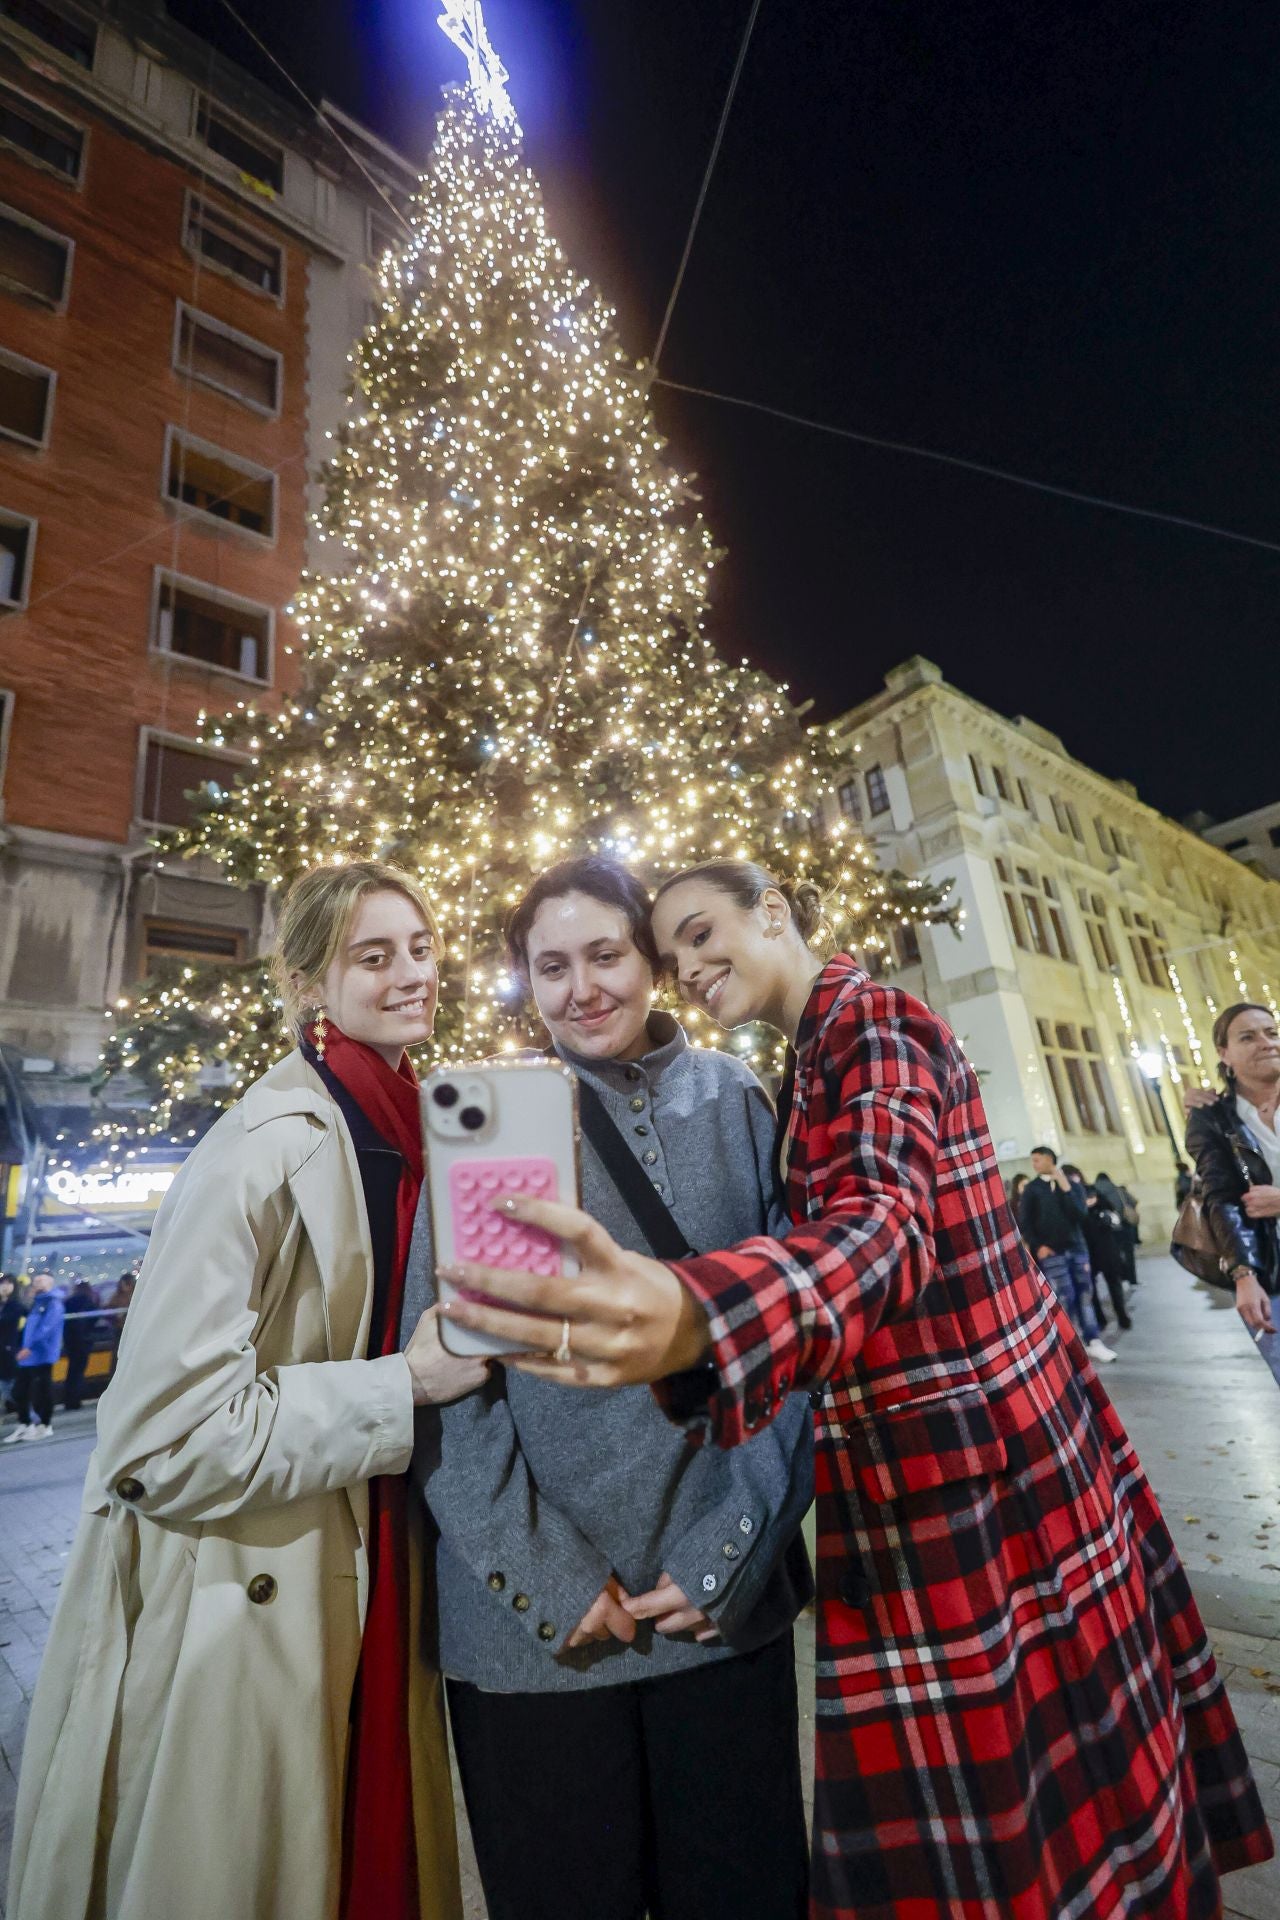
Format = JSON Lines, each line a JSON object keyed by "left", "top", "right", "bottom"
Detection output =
{"left": 8, "top": 860, "right": 487, "bottom": 1920}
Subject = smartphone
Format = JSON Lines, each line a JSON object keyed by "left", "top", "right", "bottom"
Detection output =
{"left": 423, "top": 1059, "right": 581, "bottom": 1358}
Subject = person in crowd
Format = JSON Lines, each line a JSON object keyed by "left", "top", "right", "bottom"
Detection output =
{"left": 104, "top": 1270, "right": 137, "bottom": 1374}
{"left": 1078, "top": 1175, "right": 1133, "bottom": 1332}
{"left": 60, "top": 1273, "right": 101, "bottom": 1412}
{"left": 1018, "top": 1146, "right": 1118, "bottom": 1363}
{"left": 1096, "top": 1168, "right": 1141, "bottom": 1283}
{"left": 1183, "top": 1002, "right": 1280, "bottom": 1339}
{"left": 0, "top": 1272, "right": 22, "bottom": 1413}
{"left": 1059, "top": 1164, "right": 1114, "bottom": 1334}
{"left": 1007, "top": 1170, "right": 1028, "bottom": 1218}
{"left": 1175, "top": 1157, "right": 1194, "bottom": 1206}
{"left": 7, "top": 860, "right": 489, "bottom": 1920}
{"left": 442, "top": 858, "right": 1273, "bottom": 1920}
{"left": 410, "top": 856, "right": 812, "bottom": 1920}
{"left": 3, "top": 1271, "right": 65, "bottom": 1444}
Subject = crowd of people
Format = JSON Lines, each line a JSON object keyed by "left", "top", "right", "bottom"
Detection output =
{"left": 0, "top": 1269, "right": 136, "bottom": 1441}
{"left": 1007, "top": 1151, "right": 1140, "bottom": 1363}
{"left": 3, "top": 854, "right": 1275, "bottom": 1920}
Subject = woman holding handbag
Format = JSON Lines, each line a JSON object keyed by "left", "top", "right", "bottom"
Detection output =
{"left": 442, "top": 857, "right": 1274, "bottom": 1920}
{"left": 1183, "top": 1001, "right": 1280, "bottom": 1337}
{"left": 405, "top": 855, "right": 812, "bottom": 1920}
{"left": 8, "top": 860, "right": 488, "bottom": 1920}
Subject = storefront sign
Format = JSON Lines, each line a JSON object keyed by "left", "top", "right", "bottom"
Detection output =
{"left": 42, "top": 1165, "right": 180, "bottom": 1217}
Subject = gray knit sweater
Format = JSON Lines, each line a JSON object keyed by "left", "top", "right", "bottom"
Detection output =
{"left": 402, "top": 1015, "right": 814, "bottom": 1692}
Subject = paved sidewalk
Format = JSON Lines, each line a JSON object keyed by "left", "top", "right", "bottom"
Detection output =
{"left": 1, "top": 1252, "right": 1276, "bottom": 1917}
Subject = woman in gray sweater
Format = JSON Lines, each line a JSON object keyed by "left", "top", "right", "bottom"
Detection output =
{"left": 402, "top": 856, "right": 812, "bottom": 1920}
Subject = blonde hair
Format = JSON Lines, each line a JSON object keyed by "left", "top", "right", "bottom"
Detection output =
{"left": 652, "top": 860, "right": 829, "bottom": 947}
{"left": 273, "top": 860, "right": 442, "bottom": 1033}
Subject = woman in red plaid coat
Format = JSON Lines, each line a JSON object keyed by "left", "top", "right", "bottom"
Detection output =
{"left": 441, "top": 860, "right": 1275, "bottom": 1919}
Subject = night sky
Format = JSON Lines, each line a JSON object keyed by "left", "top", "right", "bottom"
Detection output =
{"left": 169, "top": 0, "right": 1279, "bottom": 822}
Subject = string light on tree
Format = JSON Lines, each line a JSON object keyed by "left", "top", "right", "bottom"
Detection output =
{"left": 96, "top": 23, "right": 949, "bottom": 1145}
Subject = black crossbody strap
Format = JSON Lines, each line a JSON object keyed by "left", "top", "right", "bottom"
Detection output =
{"left": 576, "top": 1079, "right": 695, "bottom": 1259}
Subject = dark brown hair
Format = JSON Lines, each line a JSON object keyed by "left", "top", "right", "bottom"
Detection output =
{"left": 651, "top": 860, "right": 826, "bottom": 946}
{"left": 505, "top": 857, "right": 659, "bottom": 978}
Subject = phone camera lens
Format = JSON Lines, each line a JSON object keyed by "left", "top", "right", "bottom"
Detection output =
{"left": 459, "top": 1106, "right": 485, "bottom": 1132}
{"left": 432, "top": 1083, "right": 459, "bottom": 1109}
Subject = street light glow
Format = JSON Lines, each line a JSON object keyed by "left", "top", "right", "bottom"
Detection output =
{"left": 1136, "top": 1049, "right": 1163, "bottom": 1080}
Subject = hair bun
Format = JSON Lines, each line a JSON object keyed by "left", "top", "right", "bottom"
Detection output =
{"left": 788, "top": 880, "right": 825, "bottom": 943}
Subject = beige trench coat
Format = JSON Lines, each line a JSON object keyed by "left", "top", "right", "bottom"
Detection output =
{"left": 7, "top": 1051, "right": 462, "bottom": 1920}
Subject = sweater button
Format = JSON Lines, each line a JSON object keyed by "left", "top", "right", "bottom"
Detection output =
{"left": 634, "top": 1123, "right": 650, "bottom": 1136}
{"left": 537, "top": 1622, "right": 556, "bottom": 1643}
{"left": 246, "top": 1574, "right": 277, "bottom": 1605}
{"left": 487, "top": 1571, "right": 506, "bottom": 1592}
{"left": 116, "top": 1477, "right": 145, "bottom": 1503}
{"left": 629, "top": 1096, "right": 645, "bottom": 1113}
{"left": 642, "top": 1150, "right": 657, "bottom": 1166}
{"left": 513, "top": 1592, "right": 531, "bottom": 1613}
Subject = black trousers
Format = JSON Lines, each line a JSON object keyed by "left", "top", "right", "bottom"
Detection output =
{"left": 63, "top": 1343, "right": 91, "bottom": 1410}
{"left": 448, "top": 1631, "right": 809, "bottom": 1920}
{"left": 13, "top": 1365, "right": 53, "bottom": 1427}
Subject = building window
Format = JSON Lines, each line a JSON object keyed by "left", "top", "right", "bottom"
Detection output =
{"left": 153, "top": 571, "right": 272, "bottom": 683}
{"left": 1077, "top": 890, "right": 1118, "bottom": 971}
{"left": 1094, "top": 816, "right": 1114, "bottom": 858}
{"left": 174, "top": 303, "right": 281, "bottom": 414}
{"left": 183, "top": 193, "right": 283, "bottom": 297}
{"left": 1037, "top": 1018, "right": 1122, "bottom": 1136}
{"left": 996, "top": 858, "right": 1071, "bottom": 959}
{"left": 0, "top": 202, "right": 72, "bottom": 306}
{"left": 194, "top": 98, "right": 283, "bottom": 193}
{"left": 143, "top": 918, "right": 245, "bottom": 969}
{"left": 969, "top": 754, "right": 988, "bottom": 799}
{"left": 0, "top": 80, "right": 84, "bottom": 180}
{"left": 1017, "top": 778, "right": 1034, "bottom": 814}
{"left": 0, "top": 346, "right": 54, "bottom": 447}
{"left": 1122, "top": 909, "right": 1171, "bottom": 990}
{"left": 837, "top": 777, "right": 863, "bottom": 825}
{"left": 0, "top": 508, "right": 35, "bottom": 605}
{"left": 991, "top": 764, "right": 1011, "bottom": 802}
{"left": 0, "top": 0, "right": 94, "bottom": 64}
{"left": 892, "top": 922, "right": 922, "bottom": 968}
{"left": 164, "top": 428, "right": 276, "bottom": 539}
{"left": 0, "top": 688, "right": 12, "bottom": 811}
{"left": 367, "top": 205, "right": 400, "bottom": 264}
{"left": 865, "top": 764, "right": 890, "bottom": 816}
{"left": 1051, "top": 795, "right": 1084, "bottom": 842}
{"left": 136, "top": 732, "right": 244, "bottom": 830}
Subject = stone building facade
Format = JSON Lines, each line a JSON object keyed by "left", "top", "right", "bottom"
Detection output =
{"left": 829, "top": 658, "right": 1280, "bottom": 1236}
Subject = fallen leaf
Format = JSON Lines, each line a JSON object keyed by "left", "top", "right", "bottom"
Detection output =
{"left": 1248, "top": 1668, "right": 1272, "bottom": 1678}
{"left": 1260, "top": 1564, "right": 1280, "bottom": 1573}
{"left": 1244, "top": 1493, "right": 1260, "bottom": 1500}
{"left": 1184, "top": 1516, "right": 1201, "bottom": 1525}
{"left": 1207, "top": 1554, "right": 1223, "bottom": 1564}
{"left": 1206, "top": 1533, "right": 1220, "bottom": 1541}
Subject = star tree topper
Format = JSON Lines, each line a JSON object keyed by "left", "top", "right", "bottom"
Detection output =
{"left": 436, "top": 0, "right": 517, "bottom": 124}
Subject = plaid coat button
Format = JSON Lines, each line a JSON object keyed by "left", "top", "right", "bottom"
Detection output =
{"left": 839, "top": 1568, "right": 871, "bottom": 1609}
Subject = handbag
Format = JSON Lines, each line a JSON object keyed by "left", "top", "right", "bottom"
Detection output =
{"left": 1170, "top": 1184, "right": 1230, "bottom": 1287}
{"left": 1170, "top": 1129, "right": 1255, "bottom": 1289}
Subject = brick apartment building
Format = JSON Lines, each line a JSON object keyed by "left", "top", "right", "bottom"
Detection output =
{"left": 0, "top": 0, "right": 418, "bottom": 1254}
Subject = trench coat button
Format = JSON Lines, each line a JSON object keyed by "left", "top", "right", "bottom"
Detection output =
{"left": 487, "top": 1572, "right": 506, "bottom": 1592}
{"left": 722, "top": 1542, "right": 741, "bottom": 1560}
{"left": 116, "top": 1477, "right": 145, "bottom": 1503}
{"left": 642, "top": 1149, "right": 658, "bottom": 1166}
{"left": 537, "top": 1622, "right": 556, "bottom": 1643}
{"left": 629, "top": 1096, "right": 645, "bottom": 1113}
{"left": 701, "top": 1573, "right": 718, "bottom": 1594}
{"left": 246, "top": 1574, "right": 277, "bottom": 1605}
{"left": 513, "top": 1592, "right": 531, "bottom": 1613}
{"left": 839, "top": 1569, "right": 871, "bottom": 1610}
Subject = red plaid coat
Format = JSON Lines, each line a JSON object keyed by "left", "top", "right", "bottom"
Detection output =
{"left": 668, "top": 956, "right": 1273, "bottom": 1920}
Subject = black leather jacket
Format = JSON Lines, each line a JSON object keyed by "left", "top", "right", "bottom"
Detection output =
{"left": 1185, "top": 1092, "right": 1279, "bottom": 1293}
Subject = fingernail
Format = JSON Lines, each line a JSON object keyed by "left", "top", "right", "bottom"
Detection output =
{"left": 438, "top": 1264, "right": 464, "bottom": 1283}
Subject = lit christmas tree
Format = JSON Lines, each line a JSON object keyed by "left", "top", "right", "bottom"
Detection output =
{"left": 96, "top": 8, "right": 947, "bottom": 1143}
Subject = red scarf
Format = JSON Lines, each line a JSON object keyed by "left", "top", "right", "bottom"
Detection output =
{"left": 312, "top": 1025, "right": 423, "bottom": 1920}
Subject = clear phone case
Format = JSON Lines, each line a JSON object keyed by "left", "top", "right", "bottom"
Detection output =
{"left": 423, "top": 1060, "right": 581, "bottom": 1358}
